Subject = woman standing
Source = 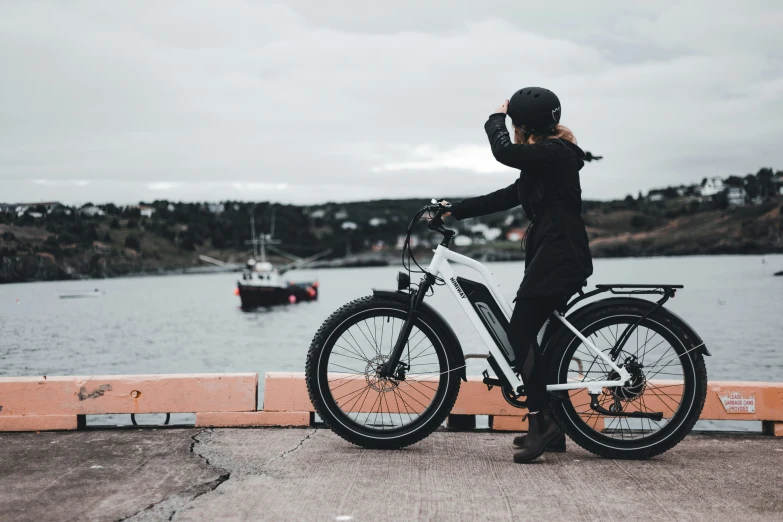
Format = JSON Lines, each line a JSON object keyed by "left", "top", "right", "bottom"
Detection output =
{"left": 443, "top": 87, "right": 593, "bottom": 463}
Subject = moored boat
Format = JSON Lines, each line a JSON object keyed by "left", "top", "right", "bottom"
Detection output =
{"left": 236, "top": 260, "right": 319, "bottom": 308}
{"left": 234, "top": 213, "right": 329, "bottom": 309}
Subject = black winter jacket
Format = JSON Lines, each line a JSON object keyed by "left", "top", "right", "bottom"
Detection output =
{"left": 451, "top": 113, "right": 593, "bottom": 298}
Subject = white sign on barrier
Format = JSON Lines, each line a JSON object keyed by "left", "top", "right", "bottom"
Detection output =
{"left": 719, "top": 392, "right": 756, "bottom": 414}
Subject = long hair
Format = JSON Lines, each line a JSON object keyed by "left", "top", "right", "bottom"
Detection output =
{"left": 514, "top": 124, "right": 576, "bottom": 145}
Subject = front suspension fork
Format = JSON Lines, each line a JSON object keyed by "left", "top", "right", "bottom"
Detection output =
{"left": 378, "top": 273, "right": 435, "bottom": 378}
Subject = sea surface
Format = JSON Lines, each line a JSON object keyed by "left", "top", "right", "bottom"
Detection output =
{"left": 2, "top": 254, "right": 781, "bottom": 429}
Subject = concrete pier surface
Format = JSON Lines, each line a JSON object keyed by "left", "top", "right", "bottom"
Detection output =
{"left": 1, "top": 428, "right": 781, "bottom": 522}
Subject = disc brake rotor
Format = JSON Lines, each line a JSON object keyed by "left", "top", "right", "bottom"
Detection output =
{"left": 607, "top": 356, "right": 646, "bottom": 401}
{"left": 365, "top": 355, "right": 399, "bottom": 393}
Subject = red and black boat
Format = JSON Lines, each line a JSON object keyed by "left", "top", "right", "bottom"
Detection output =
{"left": 235, "top": 214, "right": 330, "bottom": 309}
{"left": 236, "top": 260, "right": 320, "bottom": 308}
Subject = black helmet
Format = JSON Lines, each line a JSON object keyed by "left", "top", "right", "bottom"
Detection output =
{"left": 507, "top": 87, "right": 561, "bottom": 132}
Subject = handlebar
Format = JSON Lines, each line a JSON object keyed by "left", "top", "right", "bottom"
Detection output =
{"left": 400, "top": 200, "right": 456, "bottom": 279}
{"left": 421, "top": 199, "right": 455, "bottom": 243}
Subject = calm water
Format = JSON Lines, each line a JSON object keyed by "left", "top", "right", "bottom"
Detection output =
{"left": 2, "top": 255, "right": 782, "bottom": 427}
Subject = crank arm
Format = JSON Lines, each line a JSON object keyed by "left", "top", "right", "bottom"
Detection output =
{"left": 589, "top": 394, "right": 663, "bottom": 422}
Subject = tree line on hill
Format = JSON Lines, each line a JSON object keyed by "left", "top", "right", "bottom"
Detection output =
{"left": 0, "top": 167, "right": 781, "bottom": 272}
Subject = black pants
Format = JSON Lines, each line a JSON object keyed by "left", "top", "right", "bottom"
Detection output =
{"left": 507, "top": 295, "right": 566, "bottom": 412}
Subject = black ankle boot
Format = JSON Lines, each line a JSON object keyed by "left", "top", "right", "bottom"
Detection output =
{"left": 513, "top": 411, "right": 562, "bottom": 463}
{"left": 512, "top": 431, "right": 566, "bottom": 452}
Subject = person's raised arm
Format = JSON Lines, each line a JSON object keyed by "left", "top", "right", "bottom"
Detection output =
{"left": 484, "top": 113, "right": 558, "bottom": 170}
{"left": 443, "top": 179, "right": 520, "bottom": 221}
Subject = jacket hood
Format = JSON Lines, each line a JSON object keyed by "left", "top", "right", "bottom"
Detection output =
{"left": 556, "top": 138, "right": 585, "bottom": 171}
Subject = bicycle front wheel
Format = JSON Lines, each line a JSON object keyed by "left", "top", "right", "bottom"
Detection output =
{"left": 546, "top": 300, "right": 708, "bottom": 459}
{"left": 306, "top": 296, "right": 461, "bottom": 449}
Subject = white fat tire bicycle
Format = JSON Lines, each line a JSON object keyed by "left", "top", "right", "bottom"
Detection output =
{"left": 305, "top": 202, "right": 709, "bottom": 459}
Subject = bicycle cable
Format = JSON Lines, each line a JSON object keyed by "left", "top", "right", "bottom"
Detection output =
{"left": 396, "top": 364, "right": 467, "bottom": 383}
{"left": 401, "top": 204, "right": 447, "bottom": 293}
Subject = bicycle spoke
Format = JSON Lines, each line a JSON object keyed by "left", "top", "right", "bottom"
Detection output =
{"left": 331, "top": 349, "right": 371, "bottom": 364}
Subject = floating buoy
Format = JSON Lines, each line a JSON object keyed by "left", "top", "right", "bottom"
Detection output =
{"left": 288, "top": 294, "right": 297, "bottom": 304}
{"left": 233, "top": 287, "right": 240, "bottom": 296}
{"left": 307, "top": 287, "right": 316, "bottom": 298}
{"left": 312, "top": 281, "right": 320, "bottom": 288}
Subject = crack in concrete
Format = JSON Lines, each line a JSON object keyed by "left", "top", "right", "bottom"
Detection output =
{"left": 117, "top": 428, "right": 318, "bottom": 521}
{"left": 167, "top": 471, "right": 230, "bottom": 521}
{"left": 117, "top": 429, "right": 231, "bottom": 522}
{"left": 264, "top": 429, "right": 318, "bottom": 468}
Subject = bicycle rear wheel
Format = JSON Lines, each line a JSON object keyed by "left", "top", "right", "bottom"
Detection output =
{"left": 546, "top": 300, "right": 707, "bottom": 459}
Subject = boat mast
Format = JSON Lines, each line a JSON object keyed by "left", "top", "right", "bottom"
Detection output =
{"left": 247, "top": 214, "right": 266, "bottom": 262}
{"left": 246, "top": 207, "right": 280, "bottom": 266}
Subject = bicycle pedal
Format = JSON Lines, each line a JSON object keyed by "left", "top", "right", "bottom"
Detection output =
{"left": 482, "top": 370, "right": 502, "bottom": 391}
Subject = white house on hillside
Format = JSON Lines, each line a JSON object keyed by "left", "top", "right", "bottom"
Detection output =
{"left": 700, "top": 178, "right": 724, "bottom": 197}
{"left": 14, "top": 201, "right": 63, "bottom": 216}
{"left": 80, "top": 205, "right": 105, "bottom": 217}
{"left": 727, "top": 187, "right": 746, "bottom": 206}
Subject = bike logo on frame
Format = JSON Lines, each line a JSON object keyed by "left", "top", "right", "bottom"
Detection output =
{"left": 450, "top": 277, "right": 466, "bottom": 298}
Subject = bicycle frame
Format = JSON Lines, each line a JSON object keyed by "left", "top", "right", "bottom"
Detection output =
{"left": 426, "top": 244, "right": 631, "bottom": 395}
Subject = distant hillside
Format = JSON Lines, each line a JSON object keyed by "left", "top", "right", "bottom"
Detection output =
{"left": 1, "top": 168, "right": 782, "bottom": 283}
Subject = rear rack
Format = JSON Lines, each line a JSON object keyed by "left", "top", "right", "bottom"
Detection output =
{"left": 595, "top": 283, "right": 683, "bottom": 289}
{"left": 594, "top": 283, "right": 683, "bottom": 296}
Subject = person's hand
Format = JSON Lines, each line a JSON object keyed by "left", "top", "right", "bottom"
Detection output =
{"left": 438, "top": 200, "right": 452, "bottom": 217}
{"left": 494, "top": 99, "right": 509, "bottom": 114}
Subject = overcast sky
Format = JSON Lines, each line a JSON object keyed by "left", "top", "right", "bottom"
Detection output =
{"left": 1, "top": 1, "right": 781, "bottom": 206}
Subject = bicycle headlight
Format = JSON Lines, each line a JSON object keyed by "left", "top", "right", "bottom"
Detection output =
{"left": 397, "top": 271, "right": 410, "bottom": 291}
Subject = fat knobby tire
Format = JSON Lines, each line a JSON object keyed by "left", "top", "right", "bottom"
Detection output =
{"left": 305, "top": 295, "right": 461, "bottom": 449}
{"left": 546, "top": 301, "right": 708, "bottom": 460}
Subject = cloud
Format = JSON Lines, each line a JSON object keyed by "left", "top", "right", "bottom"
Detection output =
{"left": 372, "top": 144, "right": 508, "bottom": 174}
{"left": 0, "top": 1, "right": 781, "bottom": 205}
{"left": 148, "top": 180, "right": 288, "bottom": 193}
{"left": 146, "top": 182, "right": 183, "bottom": 191}
{"left": 31, "top": 179, "right": 90, "bottom": 187}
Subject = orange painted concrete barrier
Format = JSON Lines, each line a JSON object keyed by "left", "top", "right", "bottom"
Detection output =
{"left": 0, "top": 374, "right": 257, "bottom": 431}
{"left": 196, "top": 411, "right": 311, "bottom": 428}
{"left": 262, "top": 372, "right": 783, "bottom": 434}
{"left": 2, "top": 372, "right": 782, "bottom": 434}
{"left": 0, "top": 415, "right": 77, "bottom": 432}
